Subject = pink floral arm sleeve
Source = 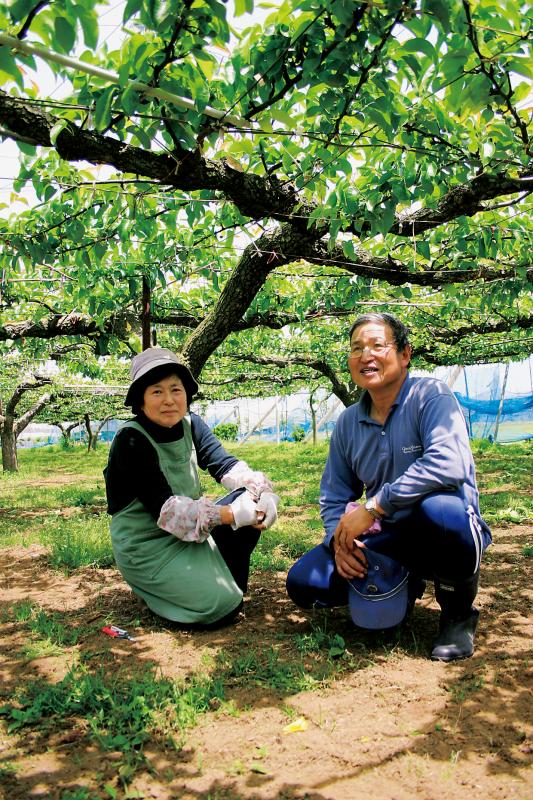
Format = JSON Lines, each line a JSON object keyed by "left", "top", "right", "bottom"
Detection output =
{"left": 220, "top": 460, "right": 273, "bottom": 498}
{"left": 157, "top": 496, "right": 222, "bottom": 543}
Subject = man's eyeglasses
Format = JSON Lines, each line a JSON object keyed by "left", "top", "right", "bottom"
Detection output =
{"left": 348, "top": 341, "right": 396, "bottom": 359}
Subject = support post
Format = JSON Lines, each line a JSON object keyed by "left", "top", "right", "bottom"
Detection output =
{"left": 493, "top": 363, "right": 510, "bottom": 443}
{"left": 142, "top": 276, "right": 151, "bottom": 350}
{"left": 304, "top": 397, "right": 342, "bottom": 442}
{"left": 237, "top": 398, "right": 279, "bottom": 446}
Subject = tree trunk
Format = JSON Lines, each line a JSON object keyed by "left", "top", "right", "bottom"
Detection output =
{"left": 1, "top": 387, "right": 53, "bottom": 472}
{"left": 1, "top": 414, "right": 18, "bottom": 472}
{"left": 309, "top": 389, "right": 319, "bottom": 447}
{"left": 54, "top": 421, "right": 80, "bottom": 448}
{"left": 84, "top": 414, "right": 98, "bottom": 452}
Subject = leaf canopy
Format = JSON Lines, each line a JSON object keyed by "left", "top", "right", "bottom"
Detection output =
{"left": 0, "top": 0, "right": 531, "bottom": 405}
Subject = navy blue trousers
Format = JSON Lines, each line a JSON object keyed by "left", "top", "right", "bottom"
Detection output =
{"left": 286, "top": 491, "right": 491, "bottom": 610}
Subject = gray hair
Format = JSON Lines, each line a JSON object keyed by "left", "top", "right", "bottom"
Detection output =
{"left": 348, "top": 312, "right": 411, "bottom": 351}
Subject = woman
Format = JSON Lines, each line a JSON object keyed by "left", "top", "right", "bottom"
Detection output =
{"left": 104, "top": 347, "right": 279, "bottom": 628}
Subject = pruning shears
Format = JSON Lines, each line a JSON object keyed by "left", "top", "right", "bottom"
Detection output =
{"left": 102, "top": 624, "right": 136, "bottom": 641}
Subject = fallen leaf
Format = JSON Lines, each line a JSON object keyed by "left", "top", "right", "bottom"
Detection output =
{"left": 283, "top": 717, "right": 308, "bottom": 734}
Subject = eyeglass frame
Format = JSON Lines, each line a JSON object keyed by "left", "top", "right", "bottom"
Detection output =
{"left": 347, "top": 341, "right": 397, "bottom": 360}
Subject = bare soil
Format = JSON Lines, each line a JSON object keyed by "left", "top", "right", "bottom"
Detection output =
{"left": 0, "top": 524, "right": 531, "bottom": 800}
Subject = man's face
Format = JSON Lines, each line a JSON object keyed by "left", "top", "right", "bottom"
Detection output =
{"left": 141, "top": 373, "right": 188, "bottom": 427}
{"left": 348, "top": 322, "right": 411, "bottom": 394}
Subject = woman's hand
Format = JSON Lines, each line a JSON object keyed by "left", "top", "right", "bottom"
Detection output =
{"left": 256, "top": 492, "right": 280, "bottom": 528}
{"left": 228, "top": 490, "right": 264, "bottom": 530}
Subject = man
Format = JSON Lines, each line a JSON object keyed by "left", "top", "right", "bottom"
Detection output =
{"left": 286, "top": 313, "right": 491, "bottom": 661}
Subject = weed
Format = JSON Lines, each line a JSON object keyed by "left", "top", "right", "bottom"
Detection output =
{"left": 449, "top": 673, "right": 485, "bottom": 703}
{"left": 41, "top": 517, "right": 114, "bottom": 571}
{"left": 293, "top": 621, "right": 346, "bottom": 658}
{"left": 522, "top": 545, "right": 533, "bottom": 557}
{"left": 8, "top": 601, "right": 80, "bottom": 647}
{"left": 216, "top": 644, "right": 327, "bottom": 693}
{"left": 0, "top": 662, "right": 224, "bottom": 783}
{"left": 0, "top": 762, "right": 19, "bottom": 778}
{"left": 60, "top": 789, "right": 99, "bottom": 800}
{"left": 10, "top": 600, "right": 35, "bottom": 623}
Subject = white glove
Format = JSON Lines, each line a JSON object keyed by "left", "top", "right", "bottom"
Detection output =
{"left": 229, "top": 491, "right": 259, "bottom": 530}
{"left": 256, "top": 492, "right": 280, "bottom": 529}
{"left": 221, "top": 460, "right": 273, "bottom": 499}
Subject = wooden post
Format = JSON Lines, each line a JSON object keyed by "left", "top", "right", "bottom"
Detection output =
{"left": 142, "top": 275, "right": 151, "bottom": 350}
{"left": 446, "top": 365, "right": 463, "bottom": 388}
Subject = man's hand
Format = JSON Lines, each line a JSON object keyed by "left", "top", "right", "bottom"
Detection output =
{"left": 333, "top": 505, "right": 378, "bottom": 553}
{"left": 333, "top": 540, "right": 367, "bottom": 579}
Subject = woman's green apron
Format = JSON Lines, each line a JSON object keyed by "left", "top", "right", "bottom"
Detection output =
{"left": 110, "top": 419, "right": 243, "bottom": 623}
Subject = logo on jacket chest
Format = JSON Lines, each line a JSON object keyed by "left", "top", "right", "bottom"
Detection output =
{"left": 402, "top": 444, "right": 422, "bottom": 454}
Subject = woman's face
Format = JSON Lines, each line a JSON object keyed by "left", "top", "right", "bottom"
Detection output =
{"left": 141, "top": 373, "right": 188, "bottom": 427}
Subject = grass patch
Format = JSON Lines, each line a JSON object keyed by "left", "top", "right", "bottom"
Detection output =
{"left": 471, "top": 440, "right": 533, "bottom": 524}
{"left": 1, "top": 438, "right": 531, "bottom": 570}
{"left": 3, "top": 601, "right": 83, "bottom": 659}
{"left": 0, "top": 629, "right": 352, "bottom": 784}
{"left": 0, "top": 662, "right": 223, "bottom": 783}
{"left": 1, "top": 438, "right": 530, "bottom": 787}
{"left": 40, "top": 515, "right": 114, "bottom": 570}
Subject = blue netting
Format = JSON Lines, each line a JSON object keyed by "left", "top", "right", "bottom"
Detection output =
{"left": 454, "top": 393, "right": 533, "bottom": 415}
{"left": 451, "top": 358, "right": 533, "bottom": 442}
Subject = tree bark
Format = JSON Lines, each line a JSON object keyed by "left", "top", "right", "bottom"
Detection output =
{"left": 2, "top": 420, "right": 18, "bottom": 472}
{"left": 83, "top": 413, "right": 113, "bottom": 451}
{"left": 2, "top": 391, "right": 53, "bottom": 472}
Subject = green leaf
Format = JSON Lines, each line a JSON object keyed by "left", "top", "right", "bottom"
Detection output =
{"left": 234, "top": 0, "right": 254, "bottom": 16}
{"left": 78, "top": 7, "right": 99, "bottom": 50}
{"left": 417, "top": 241, "right": 431, "bottom": 260}
{"left": 123, "top": 0, "right": 143, "bottom": 23}
{"left": 94, "top": 88, "right": 115, "bottom": 131}
{"left": 400, "top": 38, "right": 436, "bottom": 62}
{"left": 0, "top": 46, "right": 23, "bottom": 87}
{"left": 54, "top": 17, "right": 76, "bottom": 53}
{"left": 507, "top": 58, "right": 533, "bottom": 81}
{"left": 120, "top": 85, "right": 140, "bottom": 115}
{"left": 16, "top": 141, "right": 37, "bottom": 156}
{"left": 49, "top": 119, "right": 70, "bottom": 145}
{"left": 7, "top": 0, "right": 35, "bottom": 21}
{"left": 422, "top": 0, "right": 451, "bottom": 32}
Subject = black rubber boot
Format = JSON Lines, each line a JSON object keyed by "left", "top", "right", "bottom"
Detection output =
{"left": 431, "top": 572, "right": 479, "bottom": 662}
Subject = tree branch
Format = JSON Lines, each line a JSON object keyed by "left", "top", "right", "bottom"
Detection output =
{"left": 231, "top": 352, "right": 356, "bottom": 407}
{"left": 1, "top": 91, "right": 531, "bottom": 237}
{"left": 6, "top": 376, "right": 52, "bottom": 417}
{"left": 15, "top": 392, "right": 54, "bottom": 436}
{"left": 16, "top": 0, "right": 50, "bottom": 40}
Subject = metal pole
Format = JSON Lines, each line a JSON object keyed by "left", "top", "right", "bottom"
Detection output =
{"left": 304, "top": 397, "right": 342, "bottom": 442}
{"left": 493, "top": 363, "right": 510, "bottom": 443}
{"left": 0, "top": 33, "right": 250, "bottom": 128}
{"left": 237, "top": 398, "right": 279, "bottom": 446}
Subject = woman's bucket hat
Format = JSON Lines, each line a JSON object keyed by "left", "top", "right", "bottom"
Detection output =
{"left": 124, "top": 347, "right": 199, "bottom": 407}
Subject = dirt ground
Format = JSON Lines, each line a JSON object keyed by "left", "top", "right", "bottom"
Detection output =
{"left": 0, "top": 524, "right": 531, "bottom": 800}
